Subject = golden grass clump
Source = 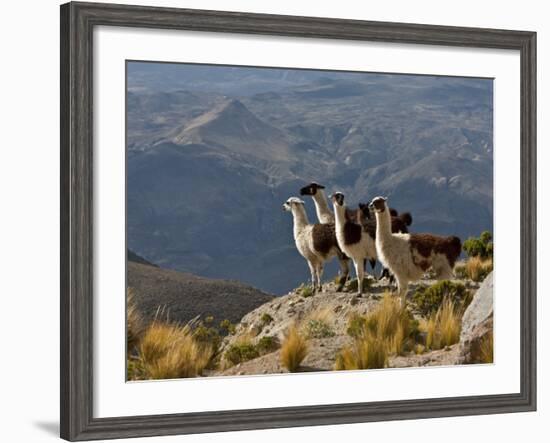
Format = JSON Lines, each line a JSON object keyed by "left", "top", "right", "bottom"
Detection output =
{"left": 479, "top": 334, "right": 494, "bottom": 364}
{"left": 280, "top": 325, "right": 309, "bottom": 372}
{"left": 362, "top": 293, "right": 416, "bottom": 355}
{"left": 420, "top": 298, "right": 461, "bottom": 350}
{"left": 337, "top": 293, "right": 415, "bottom": 370}
{"left": 126, "top": 288, "right": 144, "bottom": 352}
{"left": 465, "top": 256, "right": 493, "bottom": 282}
{"left": 138, "top": 321, "right": 212, "bottom": 379}
{"left": 335, "top": 335, "right": 387, "bottom": 370}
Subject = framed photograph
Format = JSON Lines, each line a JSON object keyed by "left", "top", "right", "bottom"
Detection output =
{"left": 60, "top": 1, "right": 536, "bottom": 441}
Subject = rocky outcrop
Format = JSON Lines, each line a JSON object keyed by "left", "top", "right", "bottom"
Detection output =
{"left": 457, "top": 272, "right": 493, "bottom": 364}
{"left": 214, "top": 277, "right": 483, "bottom": 376}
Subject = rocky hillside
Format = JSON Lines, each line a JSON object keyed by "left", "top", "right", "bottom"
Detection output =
{"left": 128, "top": 252, "right": 273, "bottom": 325}
{"left": 212, "top": 272, "right": 492, "bottom": 376}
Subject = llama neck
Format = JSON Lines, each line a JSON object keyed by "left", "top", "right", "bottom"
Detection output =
{"left": 333, "top": 204, "right": 346, "bottom": 234}
{"left": 291, "top": 206, "right": 309, "bottom": 239}
{"left": 312, "top": 191, "right": 333, "bottom": 223}
{"left": 375, "top": 208, "right": 392, "bottom": 242}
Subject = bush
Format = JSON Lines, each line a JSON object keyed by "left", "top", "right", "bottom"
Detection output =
{"left": 412, "top": 280, "right": 471, "bottom": 316}
{"left": 280, "top": 325, "right": 308, "bottom": 372}
{"left": 260, "top": 313, "right": 274, "bottom": 326}
{"left": 256, "top": 336, "right": 280, "bottom": 355}
{"left": 463, "top": 231, "right": 493, "bottom": 259}
{"left": 193, "top": 325, "right": 222, "bottom": 352}
{"left": 224, "top": 342, "right": 259, "bottom": 365}
{"left": 420, "top": 298, "right": 461, "bottom": 350}
{"left": 465, "top": 256, "right": 493, "bottom": 282}
{"left": 127, "top": 357, "right": 145, "bottom": 380}
{"left": 335, "top": 335, "right": 387, "bottom": 370}
{"left": 138, "top": 322, "right": 212, "bottom": 379}
{"left": 219, "top": 319, "right": 236, "bottom": 335}
{"left": 297, "top": 284, "right": 314, "bottom": 298}
{"left": 454, "top": 262, "right": 467, "bottom": 279}
{"left": 304, "top": 319, "right": 335, "bottom": 339}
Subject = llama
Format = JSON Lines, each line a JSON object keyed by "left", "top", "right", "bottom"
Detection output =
{"left": 358, "top": 202, "right": 413, "bottom": 280}
{"left": 299, "top": 182, "right": 355, "bottom": 288}
{"left": 330, "top": 192, "right": 377, "bottom": 295}
{"left": 369, "top": 196, "right": 461, "bottom": 300}
{"left": 283, "top": 197, "right": 349, "bottom": 292}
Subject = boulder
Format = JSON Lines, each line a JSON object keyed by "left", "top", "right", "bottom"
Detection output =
{"left": 458, "top": 272, "right": 493, "bottom": 364}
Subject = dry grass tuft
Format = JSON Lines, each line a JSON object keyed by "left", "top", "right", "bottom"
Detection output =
{"left": 335, "top": 335, "right": 387, "bottom": 370}
{"left": 465, "top": 257, "right": 493, "bottom": 282}
{"left": 138, "top": 321, "right": 212, "bottom": 379}
{"left": 280, "top": 325, "right": 309, "bottom": 372}
{"left": 420, "top": 298, "right": 461, "bottom": 350}
{"left": 480, "top": 334, "right": 494, "bottom": 364}
{"left": 361, "top": 293, "right": 416, "bottom": 355}
{"left": 127, "top": 288, "right": 144, "bottom": 352}
{"left": 337, "top": 293, "right": 416, "bottom": 370}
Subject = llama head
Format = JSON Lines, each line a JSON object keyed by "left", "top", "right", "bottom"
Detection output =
{"left": 369, "top": 196, "right": 388, "bottom": 213}
{"left": 300, "top": 182, "right": 325, "bottom": 196}
{"left": 330, "top": 192, "right": 345, "bottom": 207}
{"left": 283, "top": 197, "right": 305, "bottom": 212}
{"left": 358, "top": 202, "right": 372, "bottom": 219}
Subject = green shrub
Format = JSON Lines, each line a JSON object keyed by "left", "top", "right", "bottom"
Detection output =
{"left": 463, "top": 230, "right": 493, "bottom": 259}
{"left": 412, "top": 280, "right": 471, "bottom": 316}
{"left": 256, "top": 336, "right": 280, "bottom": 355}
{"left": 224, "top": 343, "right": 259, "bottom": 365}
{"left": 219, "top": 319, "right": 236, "bottom": 335}
{"left": 260, "top": 313, "right": 274, "bottom": 326}
{"left": 297, "top": 284, "right": 314, "bottom": 298}
{"left": 305, "top": 319, "right": 335, "bottom": 339}
{"left": 454, "top": 262, "right": 467, "bottom": 279}
{"left": 193, "top": 325, "right": 222, "bottom": 352}
{"left": 127, "top": 357, "right": 145, "bottom": 381}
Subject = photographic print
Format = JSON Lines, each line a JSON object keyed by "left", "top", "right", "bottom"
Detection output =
{"left": 126, "top": 61, "right": 494, "bottom": 381}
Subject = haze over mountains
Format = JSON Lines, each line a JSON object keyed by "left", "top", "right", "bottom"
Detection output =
{"left": 127, "top": 62, "right": 493, "bottom": 294}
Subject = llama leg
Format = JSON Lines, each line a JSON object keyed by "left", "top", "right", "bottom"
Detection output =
{"left": 369, "top": 259, "right": 377, "bottom": 276}
{"left": 316, "top": 263, "right": 324, "bottom": 292}
{"left": 395, "top": 276, "right": 408, "bottom": 306}
{"left": 307, "top": 261, "right": 317, "bottom": 291}
{"left": 336, "top": 257, "right": 349, "bottom": 291}
{"left": 354, "top": 260, "right": 365, "bottom": 296}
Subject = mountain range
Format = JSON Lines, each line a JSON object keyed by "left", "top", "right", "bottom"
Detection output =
{"left": 127, "top": 62, "right": 493, "bottom": 294}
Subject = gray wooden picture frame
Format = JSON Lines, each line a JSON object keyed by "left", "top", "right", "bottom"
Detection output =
{"left": 60, "top": 2, "right": 537, "bottom": 441}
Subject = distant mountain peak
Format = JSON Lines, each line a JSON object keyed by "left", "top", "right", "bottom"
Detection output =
{"left": 169, "top": 98, "right": 291, "bottom": 161}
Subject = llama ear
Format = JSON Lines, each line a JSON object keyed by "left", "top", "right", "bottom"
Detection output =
{"left": 318, "top": 184, "right": 325, "bottom": 189}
